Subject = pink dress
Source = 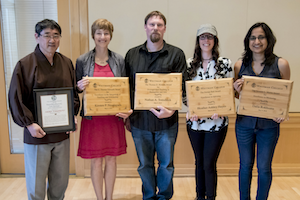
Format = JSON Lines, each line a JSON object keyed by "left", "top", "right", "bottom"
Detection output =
{"left": 77, "top": 63, "right": 127, "bottom": 158}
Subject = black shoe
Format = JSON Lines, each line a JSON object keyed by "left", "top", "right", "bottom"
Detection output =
{"left": 206, "top": 197, "right": 215, "bottom": 200}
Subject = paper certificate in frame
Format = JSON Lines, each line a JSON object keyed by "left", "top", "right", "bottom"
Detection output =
{"left": 134, "top": 73, "right": 182, "bottom": 110}
{"left": 83, "top": 77, "right": 131, "bottom": 116}
{"left": 238, "top": 76, "right": 293, "bottom": 119}
{"left": 186, "top": 78, "right": 236, "bottom": 117}
{"left": 33, "top": 87, "right": 75, "bottom": 133}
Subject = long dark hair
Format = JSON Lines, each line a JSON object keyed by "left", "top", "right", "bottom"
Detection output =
{"left": 242, "top": 22, "right": 277, "bottom": 66}
{"left": 188, "top": 36, "right": 220, "bottom": 79}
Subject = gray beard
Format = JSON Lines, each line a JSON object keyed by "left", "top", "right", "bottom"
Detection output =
{"left": 150, "top": 33, "right": 160, "bottom": 43}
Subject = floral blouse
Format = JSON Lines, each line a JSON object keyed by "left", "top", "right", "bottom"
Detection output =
{"left": 186, "top": 57, "right": 233, "bottom": 131}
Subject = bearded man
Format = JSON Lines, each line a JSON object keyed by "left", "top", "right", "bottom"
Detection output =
{"left": 125, "top": 11, "right": 187, "bottom": 200}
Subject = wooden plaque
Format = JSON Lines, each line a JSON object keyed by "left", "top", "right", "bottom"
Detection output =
{"left": 238, "top": 75, "right": 293, "bottom": 119}
{"left": 83, "top": 77, "right": 131, "bottom": 116}
{"left": 134, "top": 73, "right": 182, "bottom": 110}
{"left": 186, "top": 78, "right": 236, "bottom": 117}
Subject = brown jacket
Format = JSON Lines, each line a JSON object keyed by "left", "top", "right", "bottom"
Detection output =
{"left": 8, "top": 45, "right": 80, "bottom": 144}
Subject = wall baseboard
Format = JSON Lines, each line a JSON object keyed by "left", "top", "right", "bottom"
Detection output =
{"left": 82, "top": 164, "right": 300, "bottom": 178}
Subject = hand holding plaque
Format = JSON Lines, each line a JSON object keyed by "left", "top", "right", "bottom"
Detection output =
{"left": 116, "top": 109, "right": 133, "bottom": 119}
{"left": 150, "top": 105, "right": 176, "bottom": 119}
{"left": 26, "top": 123, "right": 46, "bottom": 138}
{"left": 77, "top": 76, "right": 90, "bottom": 91}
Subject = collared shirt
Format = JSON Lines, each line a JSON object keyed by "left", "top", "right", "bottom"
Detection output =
{"left": 8, "top": 45, "right": 80, "bottom": 144}
{"left": 187, "top": 57, "right": 233, "bottom": 81}
{"left": 186, "top": 57, "right": 233, "bottom": 131}
{"left": 125, "top": 41, "right": 187, "bottom": 132}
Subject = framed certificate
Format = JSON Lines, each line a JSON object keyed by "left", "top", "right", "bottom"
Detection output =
{"left": 83, "top": 77, "right": 131, "bottom": 116}
{"left": 186, "top": 78, "right": 236, "bottom": 117}
{"left": 33, "top": 87, "right": 75, "bottom": 133}
{"left": 134, "top": 73, "right": 182, "bottom": 110}
{"left": 238, "top": 76, "right": 293, "bottom": 119}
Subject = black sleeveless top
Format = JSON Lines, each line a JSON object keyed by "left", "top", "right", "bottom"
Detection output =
{"left": 236, "top": 57, "right": 281, "bottom": 129}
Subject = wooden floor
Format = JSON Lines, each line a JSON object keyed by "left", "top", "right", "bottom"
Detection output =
{"left": 0, "top": 176, "right": 300, "bottom": 200}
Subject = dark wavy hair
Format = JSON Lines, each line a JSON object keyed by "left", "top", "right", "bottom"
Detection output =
{"left": 188, "top": 36, "right": 220, "bottom": 79}
{"left": 35, "top": 19, "right": 61, "bottom": 36}
{"left": 242, "top": 22, "right": 277, "bottom": 66}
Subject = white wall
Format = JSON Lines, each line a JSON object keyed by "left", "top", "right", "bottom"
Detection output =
{"left": 88, "top": 0, "right": 300, "bottom": 112}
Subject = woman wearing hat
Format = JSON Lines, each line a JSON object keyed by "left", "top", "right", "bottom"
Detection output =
{"left": 185, "top": 24, "right": 233, "bottom": 200}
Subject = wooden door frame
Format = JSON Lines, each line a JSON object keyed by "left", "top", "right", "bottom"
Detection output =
{"left": 0, "top": 11, "right": 25, "bottom": 174}
{"left": 57, "top": 0, "right": 88, "bottom": 176}
{"left": 0, "top": 0, "right": 88, "bottom": 175}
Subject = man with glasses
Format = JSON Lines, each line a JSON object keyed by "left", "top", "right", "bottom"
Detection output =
{"left": 125, "top": 11, "right": 187, "bottom": 200}
{"left": 8, "top": 19, "right": 79, "bottom": 200}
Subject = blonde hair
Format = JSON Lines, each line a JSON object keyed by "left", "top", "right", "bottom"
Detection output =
{"left": 91, "top": 19, "right": 114, "bottom": 39}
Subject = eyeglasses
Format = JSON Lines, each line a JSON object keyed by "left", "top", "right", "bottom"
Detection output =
{"left": 249, "top": 35, "right": 266, "bottom": 41}
{"left": 199, "top": 34, "right": 214, "bottom": 40}
{"left": 40, "top": 34, "right": 61, "bottom": 40}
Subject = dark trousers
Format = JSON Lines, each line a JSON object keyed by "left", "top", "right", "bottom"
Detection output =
{"left": 187, "top": 125, "right": 227, "bottom": 199}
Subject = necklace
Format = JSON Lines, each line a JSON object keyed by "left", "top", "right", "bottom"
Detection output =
{"left": 95, "top": 57, "right": 108, "bottom": 66}
{"left": 98, "top": 60, "right": 107, "bottom": 65}
{"left": 202, "top": 57, "right": 212, "bottom": 61}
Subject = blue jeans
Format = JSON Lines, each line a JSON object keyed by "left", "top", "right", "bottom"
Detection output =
{"left": 131, "top": 123, "right": 178, "bottom": 200}
{"left": 235, "top": 124, "right": 279, "bottom": 200}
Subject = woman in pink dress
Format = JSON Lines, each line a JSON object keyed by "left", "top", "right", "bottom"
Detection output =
{"left": 75, "top": 19, "right": 132, "bottom": 200}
